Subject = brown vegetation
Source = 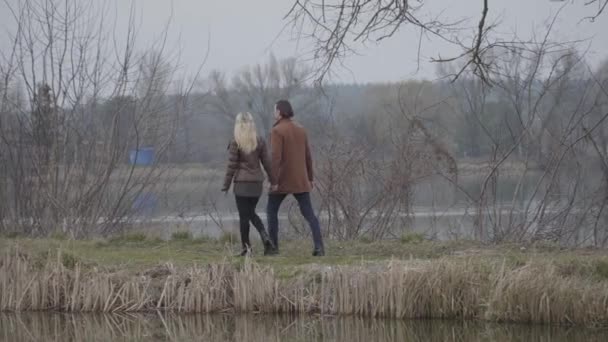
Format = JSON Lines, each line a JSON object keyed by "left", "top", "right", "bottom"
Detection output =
{"left": 2, "top": 247, "right": 608, "bottom": 327}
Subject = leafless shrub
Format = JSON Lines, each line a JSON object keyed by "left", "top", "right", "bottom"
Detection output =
{"left": 439, "top": 20, "right": 608, "bottom": 245}
{"left": 0, "top": 0, "right": 203, "bottom": 237}
{"left": 314, "top": 82, "right": 457, "bottom": 240}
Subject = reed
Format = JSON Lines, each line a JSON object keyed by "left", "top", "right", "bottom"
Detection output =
{"left": 485, "top": 260, "right": 608, "bottom": 326}
{"left": 2, "top": 248, "right": 608, "bottom": 327}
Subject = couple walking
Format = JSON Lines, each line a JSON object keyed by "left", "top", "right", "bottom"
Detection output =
{"left": 221, "top": 100, "right": 325, "bottom": 257}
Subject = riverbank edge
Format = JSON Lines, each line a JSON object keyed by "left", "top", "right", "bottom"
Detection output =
{"left": 2, "top": 246, "right": 608, "bottom": 328}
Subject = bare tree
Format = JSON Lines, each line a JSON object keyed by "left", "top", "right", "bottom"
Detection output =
{"left": 285, "top": 0, "right": 466, "bottom": 83}
{"left": 286, "top": 0, "right": 606, "bottom": 84}
{"left": 0, "top": 0, "right": 201, "bottom": 237}
{"left": 208, "top": 55, "right": 315, "bottom": 132}
{"left": 437, "top": 25, "right": 608, "bottom": 245}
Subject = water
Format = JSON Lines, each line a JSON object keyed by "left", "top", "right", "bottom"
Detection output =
{"left": 134, "top": 206, "right": 552, "bottom": 242}
{"left": 128, "top": 173, "right": 553, "bottom": 241}
{"left": 1, "top": 313, "right": 607, "bottom": 342}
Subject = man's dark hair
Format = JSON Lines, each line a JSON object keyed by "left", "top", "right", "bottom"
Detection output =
{"left": 275, "top": 100, "right": 294, "bottom": 118}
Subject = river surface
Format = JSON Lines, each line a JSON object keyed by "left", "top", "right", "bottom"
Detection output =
{"left": 1, "top": 313, "right": 607, "bottom": 342}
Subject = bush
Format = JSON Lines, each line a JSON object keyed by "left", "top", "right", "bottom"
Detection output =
{"left": 171, "top": 231, "right": 193, "bottom": 241}
{"left": 50, "top": 231, "right": 68, "bottom": 240}
{"left": 594, "top": 260, "right": 608, "bottom": 280}
{"left": 3, "top": 232, "right": 22, "bottom": 239}
{"left": 358, "top": 236, "right": 374, "bottom": 244}
{"left": 149, "top": 237, "right": 165, "bottom": 244}
{"left": 108, "top": 233, "right": 147, "bottom": 244}
{"left": 400, "top": 233, "right": 425, "bottom": 244}
{"left": 61, "top": 252, "right": 79, "bottom": 269}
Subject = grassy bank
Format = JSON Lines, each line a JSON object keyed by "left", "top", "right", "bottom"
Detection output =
{"left": 2, "top": 235, "right": 608, "bottom": 327}
{"left": 0, "top": 233, "right": 480, "bottom": 269}
{"left": 3, "top": 233, "right": 607, "bottom": 269}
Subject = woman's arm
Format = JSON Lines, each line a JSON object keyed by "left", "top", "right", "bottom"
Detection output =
{"left": 221, "top": 141, "right": 239, "bottom": 191}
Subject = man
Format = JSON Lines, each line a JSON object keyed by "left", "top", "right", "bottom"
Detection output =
{"left": 267, "top": 100, "right": 325, "bottom": 256}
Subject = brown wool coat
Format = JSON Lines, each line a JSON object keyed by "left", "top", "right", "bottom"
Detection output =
{"left": 270, "top": 118, "right": 313, "bottom": 194}
{"left": 222, "top": 137, "right": 272, "bottom": 192}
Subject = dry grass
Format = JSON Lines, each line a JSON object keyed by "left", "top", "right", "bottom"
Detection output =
{"left": 486, "top": 260, "right": 608, "bottom": 326}
{"left": 2, "top": 247, "right": 608, "bottom": 327}
{"left": 0, "top": 249, "right": 150, "bottom": 312}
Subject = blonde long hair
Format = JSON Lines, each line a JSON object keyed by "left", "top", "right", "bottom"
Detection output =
{"left": 234, "top": 112, "right": 258, "bottom": 154}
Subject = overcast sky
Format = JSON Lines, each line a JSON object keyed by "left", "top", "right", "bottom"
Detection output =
{"left": 2, "top": 0, "right": 608, "bottom": 83}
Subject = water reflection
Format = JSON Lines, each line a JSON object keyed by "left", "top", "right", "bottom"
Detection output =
{"left": 1, "top": 313, "right": 607, "bottom": 342}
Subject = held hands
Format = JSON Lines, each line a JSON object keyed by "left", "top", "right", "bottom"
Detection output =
{"left": 267, "top": 183, "right": 313, "bottom": 193}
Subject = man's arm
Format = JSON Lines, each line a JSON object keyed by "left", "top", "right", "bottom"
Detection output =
{"left": 260, "top": 138, "right": 274, "bottom": 184}
{"left": 270, "top": 128, "right": 283, "bottom": 189}
{"left": 305, "top": 134, "right": 314, "bottom": 184}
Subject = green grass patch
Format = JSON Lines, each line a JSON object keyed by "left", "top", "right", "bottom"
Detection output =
{"left": 50, "top": 231, "right": 69, "bottom": 241}
{"left": 193, "top": 234, "right": 214, "bottom": 243}
{"left": 109, "top": 233, "right": 148, "bottom": 244}
{"left": 400, "top": 232, "right": 426, "bottom": 244}
{"left": 358, "top": 236, "right": 374, "bottom": 244}
{"left": 2, "top": 235, "right": 608, "bottom": 274}
{"left": 594, "top": 260, "right": 608, "bottom": 280}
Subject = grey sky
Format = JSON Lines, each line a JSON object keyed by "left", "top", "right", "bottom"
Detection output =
{"left": 2, "top": 0, "right": 608, "bottom": 83}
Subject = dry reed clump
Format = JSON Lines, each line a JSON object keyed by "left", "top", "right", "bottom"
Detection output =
{"left": 2, "top": 248, "right": 608, "bottom": 327}
{"left": 485, "top": 261, "right": 608, "bottom": 326}
{"left": 308, "top": 260, "right": 487, "bottom": 320}
{"left": 0, "top": 249, "right": 150, "bottom": 312}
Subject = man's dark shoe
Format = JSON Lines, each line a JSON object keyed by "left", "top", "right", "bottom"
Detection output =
{"left": 259, "top": 230, "right": 276, "bottom": 256}
{"left": 263, "top": 240, "right": 276, "bottom": 256}
{"left": 312, "top": 249, "right": 325, "bottom": 257}
{"left": 265, "top": 247, "right": 279, "bottom": 256}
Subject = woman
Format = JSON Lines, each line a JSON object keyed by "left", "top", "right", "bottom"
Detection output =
{"left": 222, "top": 112, "right": 274, "bottom": 256}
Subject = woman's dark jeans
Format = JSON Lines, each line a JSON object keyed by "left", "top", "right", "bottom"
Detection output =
{"left": 235, "top": 196, "right": 269, "bottom": 250}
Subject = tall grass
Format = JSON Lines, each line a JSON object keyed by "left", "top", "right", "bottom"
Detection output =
{"left": 2, "top": 248, "right": 608, "bottom": 327}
